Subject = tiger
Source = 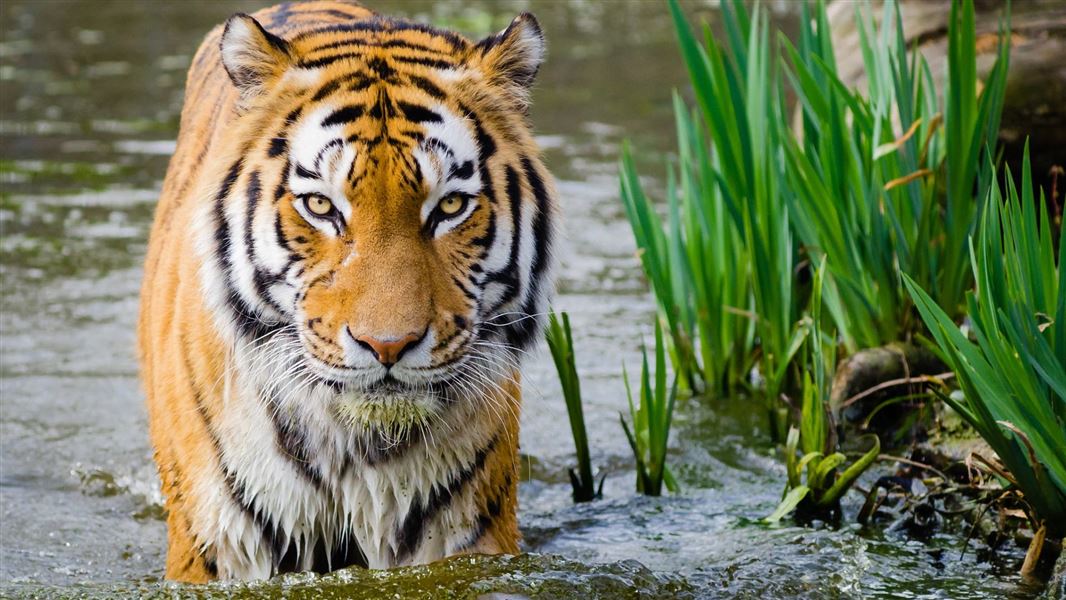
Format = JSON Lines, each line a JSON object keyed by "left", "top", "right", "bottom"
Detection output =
{"left": 137, "top": 0, "right": 556, "bottom": 582}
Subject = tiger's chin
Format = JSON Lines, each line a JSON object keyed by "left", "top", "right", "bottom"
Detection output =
{"left": 330, "top": 380, "right": 441, "bottom": 442}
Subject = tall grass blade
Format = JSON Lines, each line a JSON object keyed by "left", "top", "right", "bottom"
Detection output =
{"left": 546, "top": 311, "right": 599, "bottom": 502}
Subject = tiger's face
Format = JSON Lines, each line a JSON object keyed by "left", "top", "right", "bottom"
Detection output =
{"left": 283, "top": 97, "right": 488, "bottom": 389}
{"left": 207, "top": 12, "right": 555, "bottom": 435}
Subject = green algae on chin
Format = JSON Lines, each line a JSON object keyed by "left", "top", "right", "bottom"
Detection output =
{"left": 333, "top": 395, "right": 435, "bottom": 439}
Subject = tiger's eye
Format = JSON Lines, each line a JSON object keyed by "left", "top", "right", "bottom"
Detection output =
{"left": 438, "top": 195, "right": 465, "bottom": 215}
{"left": 306, "top": 195, "right": 333, "bottom": 216}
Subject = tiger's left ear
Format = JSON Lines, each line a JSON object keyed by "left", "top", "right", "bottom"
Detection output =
{"left": 220, "top": 13, "right": 293, "bottom": 101}
{"left": 471, "top": 13, "right": 545, "bottom": 112}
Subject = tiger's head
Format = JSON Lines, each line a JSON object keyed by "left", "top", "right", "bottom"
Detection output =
{"left": 203, "top": 11, "right": 555, "bottom": 438}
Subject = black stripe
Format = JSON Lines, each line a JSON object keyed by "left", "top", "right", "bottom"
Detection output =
{"left": 298, "top": 48, "right": 451, "bottom": 72}
{"left": 322, "top": 105, "right": 365, "bottom": 127}
{"left": 396, "top": 100, "right": 441, "bottom": 123}
{"left": 265, "top": 387, "right": 324, "bottom": 488}
{"left": 483, "top": 165, "right": 524, "bottom": 311}
{"left": 394, "top": 434, "right": 498, "bottom": 560}
{"left": 391, "top": 129, "right": 424, "bottom": 143}
{"left": 180, "top": 334, "right": 224, "bottom": 453}
{"left": 366, "top": 57, "right": 393, "bottom": 78}
{"left": 424, "top": 137, "right": 454, "bottom": 157}
{"left": 466, "top": 103, "right": 497, "bottom": 262}
{"left": 449, "top": 159, "right": 474, "bottom": 181}
{"left": 469, "top": 163, "right": 496, "bottom": 254}
{"left": 244, "top": 171, "right": 288, "bottom": 317}
{"left": 222, "top": 468, "right": 290, "bottom": 572}
{"left": 406, "top": 74, "right": 445, "bottom": 99}
{"left": 290, "top": 7, "right": 366, "bottom": 22}
{"left": 298, "top": 52, "right": 365, "bottom": 70}
{"left": 458, "top": 469, "right": 510, "bottom": 553}
{"left": 470, "top": 199, "right": 495, "bottom": 252}
{"left": 502, "top": 158, "right": 553, "bottom": 350}
{"left": 267, "top": 137, "right": 287, "bottom": 158}
{"left": 348, "top": 76, "right": 374, "bottom": 92}
{"left": 273, "top": 170, "right": 288, "bottom": 203}
{"left": 452, "top": 274, "right": 479, "bottom": 302}
{"left": 311, "top": 78, "right": 343, "bottom": 102}
{"left": 346, "top": 132, "right": 383, "bottom": 147}
{"left": 466, "top": 107, "right": 497, "bottom": 159}
{"left": 522, "top": 158, "right": 552, "bottom": 284}
{"left": 309, "top": 74, "right": 370, "bottom": 104}
{"left": 313, "top": 138, "right": 345, "bottom": 171}
{"left": 307, "top": 37, "right": 448, "bottom": 56}
{"left": 294, "top": 163, "right": 319, "bottom": 180}
{"left": 433, "top": 326, "right": 463, "bottom": 351}
{"left": 368, "top": 98, "right": 384, "bottom": 120}
{"left": 180, "top": 333, "right": 269, "bottom": 565}
{"left": 273, "top": 211, "right": 294, "bottom": 253}
{"left": 214, "top": 160, "right": 279, "bottom": 340}
{"left": 291, "top": 19, "right": 466, "bottom": 51}
{"left": 389, "top": 55, "right": 454, "bottom": 70}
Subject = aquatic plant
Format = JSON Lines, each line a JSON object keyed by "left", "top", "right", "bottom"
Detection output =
{"left": 621, "top": 0, "right": 1009, "bottom": 435}
{"left": 545, "top": 311, "right": 602, "bottom": 503}
{"left": 619, "top": 96, "right": 755, "bottom": 395}
{"left": 904, "top": 148, "right": 1066, "bottom": 543}
{"left": 766, "top": 260, "right": 880, "bottom": 523}
{"left": 621, "top": 0, "right": 802, "bottom": 438}
{"left": 783, "top": 0, "right": 1009, "bottom": 352}
{"left": 620, "top": 320, "right": 680, "bottom": 496}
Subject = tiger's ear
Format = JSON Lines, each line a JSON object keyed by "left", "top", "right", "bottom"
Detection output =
{"left": 471, "top": 13, "right": 545, "bottom": 111}
{"left": 220, "top": 13, "right": 292, "bottom": 100}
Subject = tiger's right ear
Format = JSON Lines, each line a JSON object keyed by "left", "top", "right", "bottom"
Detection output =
{"left": 220, "top": 14, "right": 292, "bottom": 99}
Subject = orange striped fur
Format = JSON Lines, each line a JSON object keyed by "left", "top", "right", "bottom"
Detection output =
{"left": 139, "top": 1, "right": 555, "bottom": 582}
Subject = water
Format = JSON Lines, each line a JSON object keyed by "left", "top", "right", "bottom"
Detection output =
{"left": 0, "top": 1, "right": 1045, "bottom": 597}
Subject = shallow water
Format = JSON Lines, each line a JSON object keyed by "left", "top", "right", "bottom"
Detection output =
{"left": 0, "top": 1, "right": 1045, "bottom": 598}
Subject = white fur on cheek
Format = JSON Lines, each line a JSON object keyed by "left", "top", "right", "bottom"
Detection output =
{"left": 287, "top": 106, "right": 355, "bottom": 229}
{"left": 417, "top": 106, "right": 482, "bottom": 237}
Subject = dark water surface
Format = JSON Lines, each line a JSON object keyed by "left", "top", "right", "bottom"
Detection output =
{"left": 0, "top": 1, "right": 1041, "bottom": 598}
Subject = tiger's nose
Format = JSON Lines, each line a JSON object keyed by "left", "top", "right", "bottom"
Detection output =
{"left": 354, "top": 331, "right": 424, "bottom": 367}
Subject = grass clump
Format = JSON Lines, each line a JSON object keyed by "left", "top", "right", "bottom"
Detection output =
{"left": 545, "top": 311, "right": 602, "bottom": 503}
{"left": 621, "top": 0, "right": 1010, "bottom": 442}
{"left": 904, "top": 147, "right": 1066, "bottom": 541}
{"left": 766, "top": 260, "right": 880, "bottom": 523}
{"left": 783, "top": 0, "right": 1009, "bottom": 352}
{"left": 620, "top": 320, "right": 680, "bottom": 497}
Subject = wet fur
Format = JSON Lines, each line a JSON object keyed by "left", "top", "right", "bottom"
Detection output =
{"left": 138, "top": 1, "right": 555, "bottom": 582}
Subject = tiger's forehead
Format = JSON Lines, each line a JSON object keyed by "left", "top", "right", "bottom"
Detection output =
{"left": 287, "top": 19, "right": 472, "bottom": 68}
{"left": 285, "top": 91, "right": 482, "bottom": 203}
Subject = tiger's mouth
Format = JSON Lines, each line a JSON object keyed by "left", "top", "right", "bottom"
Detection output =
{"left": 330, "top": 375, "right": 444, "bottom": 438}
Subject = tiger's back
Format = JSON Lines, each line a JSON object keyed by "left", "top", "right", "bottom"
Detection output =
{"left": 139, "top": 0, "right": 555, "bottom": 581}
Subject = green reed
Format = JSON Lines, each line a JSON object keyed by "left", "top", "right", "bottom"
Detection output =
{"left": 766, "top": 259, "right": 880, "bottom": 523}
{"left": 620, "top": 0, "right": 1008, "bottom": 442}
{"left": 621, "top": 0, "right": 801, "bottom": 438}
{"left": 545, "top": 311, "right": 601, "bottom": 503}
{"left": 904, "top": 147, "right": 1066, "bottom": 539}
{"left": 619, "top": 92, "right": 756, "bottom": 396}
{"left": 783, "top": 0, "right": 1009, "bottom": 352}
{"left": 620, "top": 320, "right": 680, "bottom": 496}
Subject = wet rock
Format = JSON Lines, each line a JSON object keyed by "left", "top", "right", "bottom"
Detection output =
{"left": 829, "top": 342, "right": 946, "bottom": 444}
{"left": 829, "top": 0, "right": 1066, "bottom": 196}
{"left": 1044, "top": 548, "right": 1066, "bottom": 599}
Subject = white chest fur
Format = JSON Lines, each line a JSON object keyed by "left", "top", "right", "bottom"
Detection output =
{"left": 195, "top": 348, "right": 497, "bottom": 580}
